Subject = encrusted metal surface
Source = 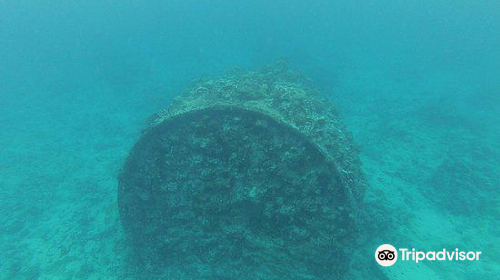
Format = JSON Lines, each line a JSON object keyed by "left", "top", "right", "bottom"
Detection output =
{"left": 118, "top": 64, "right": 367, "bottom": 279}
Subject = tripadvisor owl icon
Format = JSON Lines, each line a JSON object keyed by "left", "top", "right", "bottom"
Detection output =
{"left": 376, "top": 244, "right": 398, "bottom": 266}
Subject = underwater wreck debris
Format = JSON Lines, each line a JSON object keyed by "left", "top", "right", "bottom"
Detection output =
{"left": 118, "top": 63, "right": 367, "bottom": 279}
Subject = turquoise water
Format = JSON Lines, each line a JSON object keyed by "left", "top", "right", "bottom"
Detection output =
{"left": 1, "top": 1, "right": 499, "bottom": 279}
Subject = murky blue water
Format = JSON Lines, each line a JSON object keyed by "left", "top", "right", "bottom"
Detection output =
{"left": 1, "top": 1, "right": 498, "bottom": 279}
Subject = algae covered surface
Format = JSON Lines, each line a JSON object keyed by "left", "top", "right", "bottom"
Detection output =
{"left": 118, "top": 66, "right": 364, "bottom": 279}
{"left": 1, "top": 1, "right": 499, "bottom": 280}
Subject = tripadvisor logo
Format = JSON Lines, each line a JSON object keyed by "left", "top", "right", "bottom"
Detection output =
{"left": 375, "top": 244, "right": 482, "bottom": 267}
{"left": 375, "top": 244, "right": 398, "bottom": 266}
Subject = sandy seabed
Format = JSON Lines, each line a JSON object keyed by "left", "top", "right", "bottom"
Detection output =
{"left": 1, "top": 66, "right": 498, "bottom": 280}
